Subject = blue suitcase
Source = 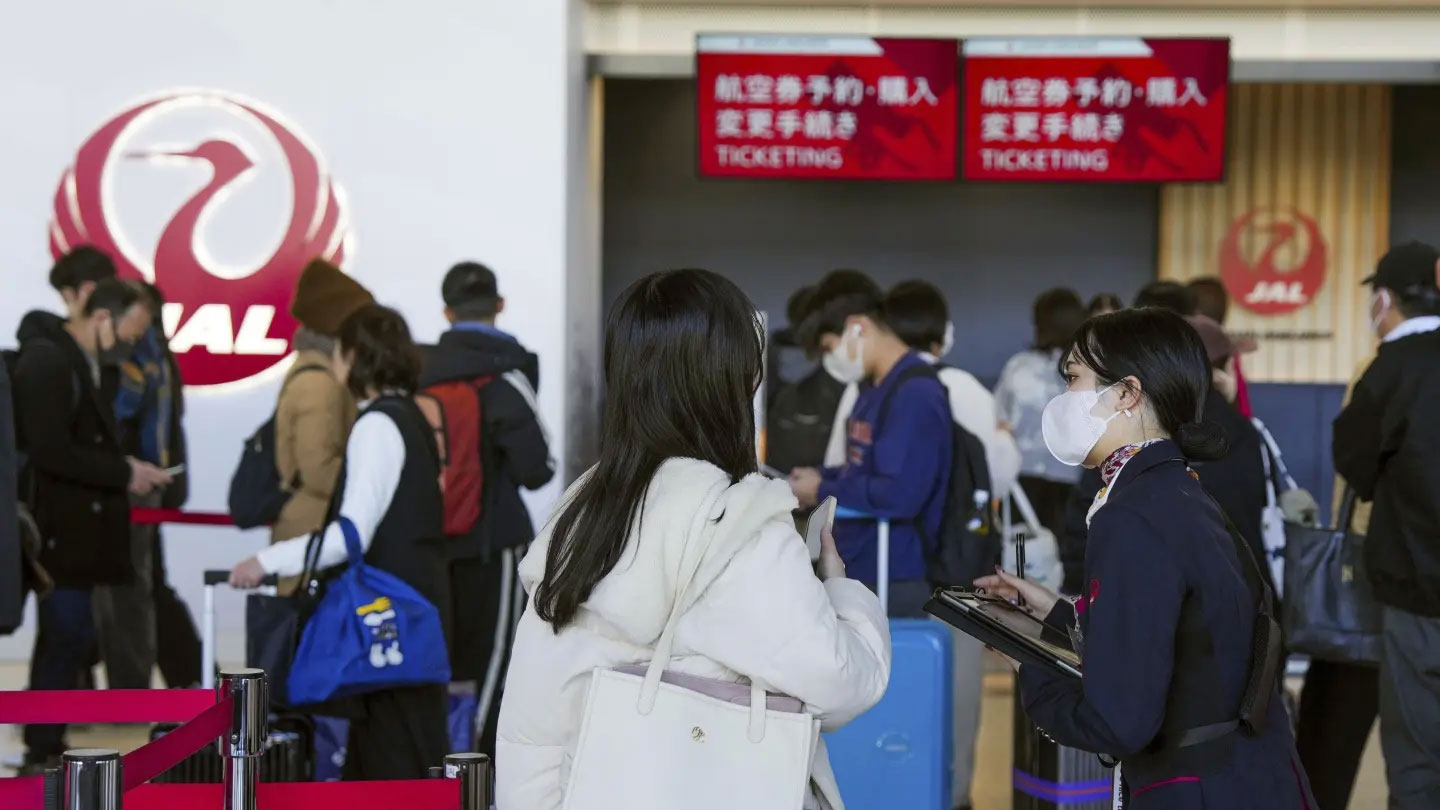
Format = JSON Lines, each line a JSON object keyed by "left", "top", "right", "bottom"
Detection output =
{"left": 824, "top": 518, "right": 954, "bottom": 810}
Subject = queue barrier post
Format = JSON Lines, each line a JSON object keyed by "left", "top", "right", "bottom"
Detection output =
{"left": 219, "top": 668, "right": 268, "bottom": 810}
{"left": 61, "top": 748, "right": 122, "bottom": 810}
{"left": 444, "top": 752, "right": 493, "bottom": 810}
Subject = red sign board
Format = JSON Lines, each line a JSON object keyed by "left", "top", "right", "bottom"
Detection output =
{"left": 961, "top": 38, "right": 1229, "bottom": 182}
{"left": 697, "top": 35, "right": 959, "bottom": 180}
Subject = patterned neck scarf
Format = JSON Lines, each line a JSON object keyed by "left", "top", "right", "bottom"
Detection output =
{"left": 1087, "top": 439, "right": 1164, "bottom": 527}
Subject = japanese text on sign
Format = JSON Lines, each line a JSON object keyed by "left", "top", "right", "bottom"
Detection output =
{"left": 712, "top": 73, "right": 940, "bottom": 144}
{"left": 961, "top": 38, "right": 1230, "bottom": 183}
{"left": 697, "top": 36, "right": 959, "bottom": 180}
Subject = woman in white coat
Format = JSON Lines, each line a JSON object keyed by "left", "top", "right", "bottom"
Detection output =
{"left": 497, "top": 269, "right": 891, "bottom": 810}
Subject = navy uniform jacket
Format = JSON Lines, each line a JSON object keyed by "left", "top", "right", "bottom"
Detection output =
{"left": 1018, "top": 441, "right": 1314, "bottom": 809}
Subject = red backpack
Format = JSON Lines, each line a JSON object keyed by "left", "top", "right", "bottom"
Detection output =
{"left": 415, "top": 376, "right": 494, "bottom": 536}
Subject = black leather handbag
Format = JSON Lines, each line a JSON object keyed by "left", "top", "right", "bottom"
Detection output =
{"left": 1282, "top": 488, "right": 1382, "bottom": 664}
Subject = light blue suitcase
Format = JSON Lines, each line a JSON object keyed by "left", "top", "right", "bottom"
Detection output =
{"left": 824, "top": 517, "right": 954, "bottom": 810}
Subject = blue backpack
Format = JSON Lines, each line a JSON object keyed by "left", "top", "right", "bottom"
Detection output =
{"left": 287, "top": 517, "right": 450, "bottom": 705}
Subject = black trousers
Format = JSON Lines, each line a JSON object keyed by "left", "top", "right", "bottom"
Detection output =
{"left": 24, "top": 587, "right": 95, "bottom": 762}
{"left": 447, "top": 549, "right": 524, "bottom": 756}
{"left": 1295, "top": 659, "right": 1379, "bottom": 810}
{"left": 342, "top": 684, "right": 449, "bottom": 781}
{"left": 151, "top": 529, "right": 202, "bottom": 688}
{"left": 1018, "top": 476, "right": 1074, "bottom": 539}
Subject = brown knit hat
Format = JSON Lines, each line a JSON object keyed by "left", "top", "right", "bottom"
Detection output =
{"left": 290, "top": 258, "right": 374, "bottom": 336}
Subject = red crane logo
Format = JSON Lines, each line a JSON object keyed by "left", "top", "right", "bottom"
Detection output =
{"left": 48, "top": 90, "right": 350, "bottom": 388}
{"left": 1219, "top": 207, "right": 1327, "bottom": 316}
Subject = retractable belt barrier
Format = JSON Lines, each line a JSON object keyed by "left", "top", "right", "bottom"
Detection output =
{"left": 0, "top": 669, "right": 490, "bottom": 810}
{"left": 129, "top": 508, "right": 237, "bottom": 526}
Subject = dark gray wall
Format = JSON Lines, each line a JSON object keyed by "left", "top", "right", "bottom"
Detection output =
{"left": 602, "top": 79, "right": 1160, "bottom": 382}
{"left": 1390, "top": 85, "right": 1440, "bottom": 247}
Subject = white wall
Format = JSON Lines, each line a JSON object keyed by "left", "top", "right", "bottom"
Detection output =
{"left": 0, "top": 0, "right": 587, "bottom": 664}
{"left": 587, "top": 3, "right": 1440, "bottom": 62}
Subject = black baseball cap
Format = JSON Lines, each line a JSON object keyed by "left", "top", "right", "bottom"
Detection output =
{"left": 442, "top": 261, "right": 499, "bottom": 308}
{"left": 1364, "top": 241, "right": 1440, "bottom": 294}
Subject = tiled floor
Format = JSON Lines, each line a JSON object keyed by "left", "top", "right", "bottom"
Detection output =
{"left": 1, "top": 663, "right": 1389, "bottom": 809}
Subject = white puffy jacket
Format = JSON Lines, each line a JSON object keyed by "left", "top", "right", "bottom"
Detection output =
{"left": 497, "top": 458, "right": 892, "bottom": 810}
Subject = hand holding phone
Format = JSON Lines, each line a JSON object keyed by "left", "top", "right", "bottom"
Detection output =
{"left": 807, "top": 496, "right": 844, "bottom": 580}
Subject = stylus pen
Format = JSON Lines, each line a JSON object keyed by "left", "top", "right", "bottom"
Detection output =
{"left": 1016, "top": 536, "right": 1027, "bottom": 581}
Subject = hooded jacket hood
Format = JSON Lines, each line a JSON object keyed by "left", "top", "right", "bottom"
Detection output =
{"left": 17, "top": 310, "right": 69, "bottom": 347}
{"left": 519, "top": 458, "right": 797, "bottom": 649}
{"left": 421, "top": 327, "right": 539, "bottom": 390}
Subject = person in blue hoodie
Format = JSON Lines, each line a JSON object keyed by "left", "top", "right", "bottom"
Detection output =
{"left": 790, "top": 274, "right": 951, "bottom": 617}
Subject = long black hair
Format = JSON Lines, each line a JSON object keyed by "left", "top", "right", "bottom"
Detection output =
{"left": 535, "top": 269, "right": 764, "bottom": 629}
{"left": 1067, "top": 307, "right": 1227, "bottom": 461}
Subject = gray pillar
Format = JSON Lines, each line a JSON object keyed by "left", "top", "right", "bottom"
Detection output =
{"left": 218, "top": 668, "right": 268, "bottom": 810}
{"left": 61, "top": 748, "right": 122, "bottom": 810}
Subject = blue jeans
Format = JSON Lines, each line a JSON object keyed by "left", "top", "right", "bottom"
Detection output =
{"left": 24, "top": 587, "right": 97, "bottom": 762}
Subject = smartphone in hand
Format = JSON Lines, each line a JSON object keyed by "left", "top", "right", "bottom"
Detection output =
{"left": 804, "top": 496, "right": 837, "bottom": 561}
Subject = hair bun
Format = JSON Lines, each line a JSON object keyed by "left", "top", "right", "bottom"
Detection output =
{"left": 1177, "top": 420, "right": 1228, "bottom": 462}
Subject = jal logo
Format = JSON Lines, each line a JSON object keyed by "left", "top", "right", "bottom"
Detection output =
{"left": 48, "top": 90, "right": 351, "bottom": 388}
{"left": 1219, "top": 208, "right": 1328, "bottom": 316}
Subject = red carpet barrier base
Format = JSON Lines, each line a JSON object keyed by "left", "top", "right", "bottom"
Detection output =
{"left": 0, "top": 657, "right": 468, "bottom": 810}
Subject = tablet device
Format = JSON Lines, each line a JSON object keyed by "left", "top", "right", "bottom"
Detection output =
{"left": 804, "top": 496, "right": 837, "bottom": 561}
{"left": 926, "top": 587, "right": 1082, "bottom": 678}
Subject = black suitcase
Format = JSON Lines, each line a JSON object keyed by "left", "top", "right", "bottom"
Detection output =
{"left": 150, "top": 714, "right": 315, "bottom": 783}
{"left": 150, "top": 572, "right": 318, "bottom": 783}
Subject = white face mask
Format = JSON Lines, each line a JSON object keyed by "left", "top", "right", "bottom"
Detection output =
{"left": 1041, "top": 383, "right": 1127, "bottom": 467}
{"left": 939, "top": 321, "right": 955, "bottom": 358}
{"left": 826, "top": 324, "right": 866, "bottom": 384}
{"left": 1369, "top": 289, "right": 1392, "bottom": 336}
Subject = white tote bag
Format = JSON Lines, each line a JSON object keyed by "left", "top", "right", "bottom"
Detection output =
{"left": 562, "top": 509, "right": 821, "bottom": 810}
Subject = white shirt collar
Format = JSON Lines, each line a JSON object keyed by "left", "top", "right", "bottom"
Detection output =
{"left": 1384, "top": 316, "right": 1440, "bottom": 343}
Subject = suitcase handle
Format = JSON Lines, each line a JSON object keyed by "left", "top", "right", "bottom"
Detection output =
{"left": 834, "top": 508, "right": 891, "bottom": 618}
{"left": 204, "top": 570, "right": 278, "bottom": 587}
{"left": 200, "top": 570, "right": 280, "bottom": 690}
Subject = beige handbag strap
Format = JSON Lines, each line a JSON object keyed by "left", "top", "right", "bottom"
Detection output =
{"left": 637, "top": 478, "right": 769, "bottom": 742}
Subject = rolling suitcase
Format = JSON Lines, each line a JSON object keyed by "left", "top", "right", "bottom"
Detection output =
{"left": 149, "top": 571, "right": 317, "bottom": 783}
{"left": 824, "top": 518, "right": 955, "bottom": 810}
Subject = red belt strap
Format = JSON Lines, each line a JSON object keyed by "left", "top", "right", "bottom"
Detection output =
{"left": 125, "top": 779, "right": 461, "bottom": 810}
{"left": 0, "top": 689, "right": 215, "bottom": 724}
{"left": 129, "top": 508, "right": 235, "bottom": 526}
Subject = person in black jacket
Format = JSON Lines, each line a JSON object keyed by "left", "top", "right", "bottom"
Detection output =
{"left": 419, "top": 261, "right": 553, "bottom": 756}
{"left": 13, "top": 278, "right": 170, "bottom": 772}
{"left": 0, "top": 357, "right": 20, "bottom": 636}
{"left": 1333, "top": 241, "right": 1440, "bottom": 810}
{"left": 1184, "top": 315, "right": 1272, "bottom": 591}
{"left": 766, "top": 283, "right": 849, "bottom": 474}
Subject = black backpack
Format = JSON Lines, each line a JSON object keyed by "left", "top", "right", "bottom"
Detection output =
{"left": 875, "top": 363, "right": 999, "bottom": 588}
{"left": 766, "top": 364, "right": 848, "bottom": 474}
{"left": 228, "top": 365, "right": 328, "bottom": 529}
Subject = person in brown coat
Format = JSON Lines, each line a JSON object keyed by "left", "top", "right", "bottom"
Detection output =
{"left": 272, "top": 260, "right": 374, "bottom": 586}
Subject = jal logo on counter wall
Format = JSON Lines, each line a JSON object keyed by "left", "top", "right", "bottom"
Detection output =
{"left": 49, "top": 90, "right": 351, "bottom": 388}
{"left": 1219, "top": 208, "right": 1328, "bottom": 315}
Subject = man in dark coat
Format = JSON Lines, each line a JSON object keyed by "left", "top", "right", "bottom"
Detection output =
{"left": 12, "top": 277, "right": 169, "bottom": 772}
{"left": 1333, "top": 242, "right": 1440, "bottom": 810}
{"left": 419, "top": 261, "right": 554, "bottom": 756}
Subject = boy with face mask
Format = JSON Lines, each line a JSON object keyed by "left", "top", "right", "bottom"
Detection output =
{"left": 791, "top": 274, "right": 952, "bottom": 617}
{"left": 12, "top": 276, "right": 169, "bottom": 773}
